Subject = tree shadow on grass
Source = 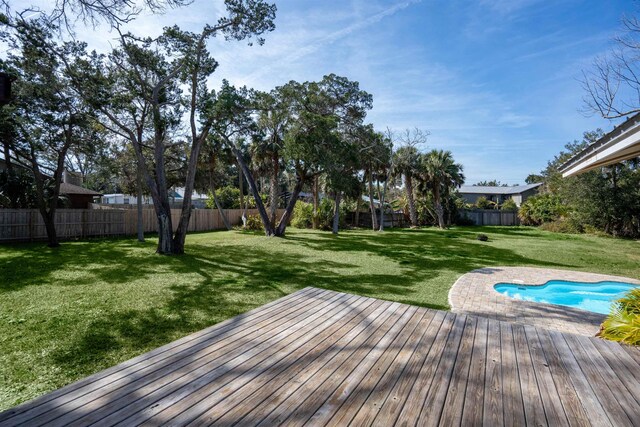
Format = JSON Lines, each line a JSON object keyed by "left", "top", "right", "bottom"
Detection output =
{"left": 44, "top": 242, "right": 447, "bottom": 379}
{"left": 282, "top": 227, "right": 574, "bottom": 277}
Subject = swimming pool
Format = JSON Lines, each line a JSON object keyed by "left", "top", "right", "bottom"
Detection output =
{"left": 494, "top": 280, "right": 638, "bottom": 315}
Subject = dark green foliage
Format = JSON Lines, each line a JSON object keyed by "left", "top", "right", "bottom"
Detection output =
{"left": 474, "top": 180, "right": 507, "bottom": 186}
{"left": 527, "top": 129, "right": 640, "bottom": 237}
{"left": 291, "top": 201, "right": 313, "bottom": 229}
{"left": 0, "top": 169, "right": 37, "bottom": 208}
{"left": 518, "top": 194, "right": 566, "bottom": 226}
{"left": 242, "top": 214, "right": 264, "bottom": 231}
{"left": 500, "top": 199, "right": 518, "bottom": 211}
{"left": 206, "top": 186, "right": 242, "bottom": 209}
{"left": 455, "top": 214, "right": 475, "bottom": 226}
{"left": 291, "top": 198, "right": 345, "bottom": 230}
{"left": 475, "top": 196, "right": 494, "bottom": 210}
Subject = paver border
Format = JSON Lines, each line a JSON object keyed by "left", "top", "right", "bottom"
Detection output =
{"left": 448, "top": 266, "right": 640, "bottom": 336}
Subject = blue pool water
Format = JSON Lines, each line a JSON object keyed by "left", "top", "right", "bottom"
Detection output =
{"left": 494, "top": 280, "right": 638, "bottom": 315}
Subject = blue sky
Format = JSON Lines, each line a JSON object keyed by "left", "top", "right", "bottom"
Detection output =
{"left": 21, "top": 0, "right": 636, "bottom": 183}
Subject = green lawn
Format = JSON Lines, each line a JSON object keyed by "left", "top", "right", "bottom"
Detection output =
{"left": 1, "top": 226, "right": 639, "bottom": 410}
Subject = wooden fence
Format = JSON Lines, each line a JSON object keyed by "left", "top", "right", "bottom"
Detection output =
{"left": 0, "top": 208, "right": 286, "bottom": 243}
{"left": 460, "top": 209, "right": 520, "bottom": 226}
{"left": 346, "top": 211, "right": 406, "bottom": 228}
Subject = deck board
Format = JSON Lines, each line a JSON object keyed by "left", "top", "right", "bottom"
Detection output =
{"left": 1, "top": 287, "right": 638, "bottom": 427}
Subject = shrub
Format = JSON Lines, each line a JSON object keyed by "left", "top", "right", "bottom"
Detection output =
{"left": 455, "top": 214, "right": 475, "bottom": 226}
{"left": 206, "top": 187, "right": 270, "bottom": 210}
{"left": 291, "top": 201, "right": 313, "bottom": 228}
{"left": 290, "top": 199, "right": 348, "bottom": 230}
{"left": 518, "top": 194, "right": 565, "bottom": 225}
{"left": 206, "top": 186, "right": 241, "bottom": 209}
{"left": 316, "top": 198, "right": 335, "bottom": 230}
{"left": 598, "top": 288, "right": 640, "bottom": 346}
{"left": 500, "top": 199, "right": 518, "bottom": 211}
{"left": 539, "top": 218, "right": 583, "bottom": 234}
{"left": 243, "top": 214, "right": 264, "bottom": 231}
{"left": 475, "top": 196, "right": 494, "bottom": 210}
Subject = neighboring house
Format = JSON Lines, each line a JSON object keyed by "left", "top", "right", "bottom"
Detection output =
{"left": 59, "top": 182, "right": 102, "bottom": 209}
{"left": 102, "top": 187, "right": 209, "bottom": 208}
{"left": 1, "top": 159, "right": 102, "bottom": 208}
{"left": 102, "top": 193, "right": 154, "bottom": 205}
{"left": 459, "top": 183, "right": 542, "bottom": 207}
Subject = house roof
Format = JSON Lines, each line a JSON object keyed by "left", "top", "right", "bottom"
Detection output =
{"left": 59, "top": 182, "right": 103, "bottom": 196}
{"left": 458, "top": 183, "right": 542, "bottom": 195}
{"left": 560, "top": 112, "right": 640, "bottom": 177}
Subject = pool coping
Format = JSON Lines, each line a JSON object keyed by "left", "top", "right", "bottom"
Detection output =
{"left": 448, "top": 266, "right": 640, "bottom": 336}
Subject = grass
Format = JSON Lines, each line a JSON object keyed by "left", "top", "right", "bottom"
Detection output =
{"left": 1, "top": 225, "right": 639, "bottom": 410}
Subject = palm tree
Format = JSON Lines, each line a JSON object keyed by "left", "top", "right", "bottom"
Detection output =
{"left": 421, "top": 149, "right": 464, "bottom": 229}
{"left": 392, "top": 145, "right": 420, "bottom": 227}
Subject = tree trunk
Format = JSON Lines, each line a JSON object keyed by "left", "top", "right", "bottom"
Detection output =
{"left": 232, "top": 146, "right": 275, "bottom": 236}
{"left": 367, "top": 169, "right": 378, "bottom": 230}
{"left": 156, "top": 209, "right": 173, "bottom": 254}
{"left": 269, "top": 151, "right": 279, "bottom": 228}
{"left": 312, "top": 175, "right": 319, "bottom": 229}
{"left": 354, "top": 196, "right": 360, "bottom": 227}
{"left": 28, "top": 123, "right": 72, "bottom": 248}
{"left": 275, "top": 176, "right": 304, "bottom": 237}
{"left": 332, "top": 192, "right": 341, "bottom": 234}
{"left": 32, "top": 169, "right": 60, "bottom": 248}
{"left": 406, "top": 174, "right": 418, "bottom": 227}
{"left": 238, "top": 159, "right": 246, "bottom": 227}
{"left": 172, "top": 131, "right": 207, "bottom": 254}
{"left": 433, "top": 185, "right": 445, "bottom": 229}
{"left": 43, "top": 212, "right": 59, "bottom": 247}
{"left": 211, "top": 185, "right": 232, "bottom": 231}
{"left": 136, "top": 166, "right": 144, "bottom": 242}
{"left": 379, "top": 179, "right": 388, "bottom": 232}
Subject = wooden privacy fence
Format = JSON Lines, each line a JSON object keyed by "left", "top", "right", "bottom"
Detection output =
{"left": 0, "top": 209, "right": 126, "bottom": 242}
{"left": 461, "top": 208, "right": 520, "bottom": 226}
{"left": 346, "top": 211, "right": 406, "bottom": 228}
{"left": 0, "top": 208, "right": 286, "bottom": 243}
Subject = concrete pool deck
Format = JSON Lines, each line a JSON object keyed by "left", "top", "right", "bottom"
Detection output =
{"left": 448, "top": 267, "right": 640, "bottom": 336}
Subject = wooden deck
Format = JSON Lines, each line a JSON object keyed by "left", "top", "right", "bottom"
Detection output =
{"left": 1, "top": 287, "right": 639, "bottom": 426}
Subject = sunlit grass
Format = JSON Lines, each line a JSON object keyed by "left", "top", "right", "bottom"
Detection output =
{"left": 1, "top": 226, "right": 639, "bottom": 410}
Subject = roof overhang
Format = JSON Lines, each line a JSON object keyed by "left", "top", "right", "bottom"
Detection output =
{"left": 560, "top": 113, "right": 640, "bottom": 177}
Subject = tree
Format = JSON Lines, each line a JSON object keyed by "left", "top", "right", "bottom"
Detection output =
{"left": 582, "top": 13, "right": 640, "bottom": 118}
{"left": 0, "top": 17, "right": 95, "bottom": 247}
{"left": 209, "top": 81, "right": 276, "bottom": 235}
{"left": 324, "top": 132, "right": 361, "bottom": 234}
{"left": 357, "top": 125, "right": 390, "bottom": 230}
{"left": 420, "top": 149, "right": 464, "bottom": 229}
{"left": 273, "top": 74, "right": 372, "bottom": 236}
{"left": 391, "top": 128, "right": 428, "bottom": 227}
{"left": 525, "top": 174, "right": 544, "bottom": 184}
{"left": 528, "top": 128, "right": 640, "bottom": 237}
{"left": 370, "top": 128, "right": 393, "bottom": 231}
{"left": 78, "top": 1, "right": 275, "bottom": 253}
{"left": 1, "top": 0, "right": 193, "bottom": 30}
{"left": 195, "top": 135, "right": 235, "bottom": 229}
{"left": 474, "top": 180, "right": 507, "bottom": 187}
{"left": 252, "top": 89, "right": 289, "bottom": 227}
